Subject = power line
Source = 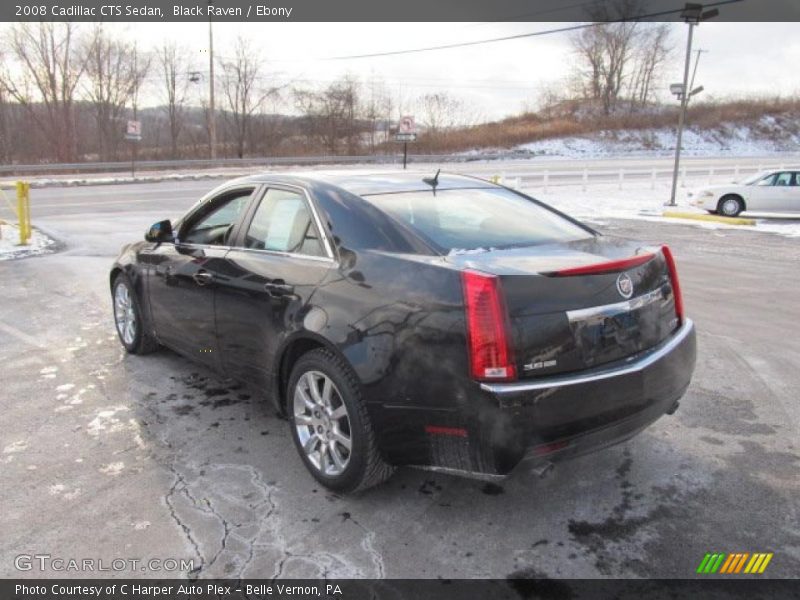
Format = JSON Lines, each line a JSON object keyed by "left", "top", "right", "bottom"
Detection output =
{"left": 330, "top": 0, "right": 745, "bottom": 60}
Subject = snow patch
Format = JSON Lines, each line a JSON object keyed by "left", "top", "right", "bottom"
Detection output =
{"left": 99, "top": 462, "right": 125, "bottom": 476}
{"left": 0, "top": 223, "right": 56, "bottom": 260}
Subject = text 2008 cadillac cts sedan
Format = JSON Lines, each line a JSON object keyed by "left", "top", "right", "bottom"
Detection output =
{"left": 110, "top": 171, "right": 696, "bottom": 492}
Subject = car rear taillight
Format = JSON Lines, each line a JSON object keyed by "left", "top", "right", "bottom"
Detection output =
{"left": 461, "top": 270, "right": 516, "bottom": 382}
{"left": 661, "top": 245, "right": 684, "bottom": 325}
{"left": 545, "top": 252, "right": 655, "bottom": 277}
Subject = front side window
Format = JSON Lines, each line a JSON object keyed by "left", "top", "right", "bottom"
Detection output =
{"left": 182, "top": 188, "right": 254, "bottom": 245}
{"left": 244, "top": 188, "right": 324, "bottom": 256}
{"left": 361, "top": 188, "right": 592, "bottom": 253}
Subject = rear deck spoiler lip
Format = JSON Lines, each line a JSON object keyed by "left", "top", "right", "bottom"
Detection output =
{"left": 479, "top": 318, "right": 694, "bottom": 395}
{"left": 542, "top": 251, "right": 656, "bottom": 277}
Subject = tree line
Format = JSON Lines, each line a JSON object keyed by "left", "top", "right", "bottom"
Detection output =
{"left": 0, "top": 10, "right": 676, "bottom": 165}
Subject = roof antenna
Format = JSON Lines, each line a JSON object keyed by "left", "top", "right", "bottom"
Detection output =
{"left": 423, "top": 169, "right": 440, "bottom": 195}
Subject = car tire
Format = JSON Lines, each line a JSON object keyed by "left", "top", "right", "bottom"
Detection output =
{"left": 717, "top": 195, "right": 744, "bottom": 217}
{"left": 288, "top": 348, "right": 394, "bottom": 492}
{"left": 112, "top": 273, "right": 160, "bottom": 355}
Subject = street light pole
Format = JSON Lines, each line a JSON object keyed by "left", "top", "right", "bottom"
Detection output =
{"left": 668, "top": 4, "right": 718, "bottom": 207}
{"left": 208, "top": 3, "right": 217, "bottom": 160}
{"left": 668, "top": 20, "right": 695, "bottom": 207}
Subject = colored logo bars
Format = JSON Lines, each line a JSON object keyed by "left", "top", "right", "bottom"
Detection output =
{"left": 696, "top": 552, "right": 773, "bottom": 574}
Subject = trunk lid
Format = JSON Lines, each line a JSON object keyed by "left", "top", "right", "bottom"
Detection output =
{"left": 447, "top": 237, "right": 680, "bottom": 379}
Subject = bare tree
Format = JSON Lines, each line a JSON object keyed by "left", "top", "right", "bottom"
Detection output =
{"left": 0, "top": 23, "right": 87, "bottom": 162}
{"left": 0, "top": 64, "right": 9, "bottom": 163}
{"left": 571, "top": 0, "right": 645, "bottom": 114}
{"left": 158, "top": 42, "right": 191, "bottom": 158}
{"left": 418, "top": 92, "right": 464, "bottom": 134}
{"left": 362, "top": 76, "right": 393, "bottom": 152}
{"left": 295, "top": 76, "right": 362, "bottom": 155}
{"left": 628, "top": 23, "right": 672, "bottom": 108}
{"left": 219, "top": 36, "right": 275, "bottom": 158}
{"left": 82, "top": 26, "right": 149, "bottom": 160}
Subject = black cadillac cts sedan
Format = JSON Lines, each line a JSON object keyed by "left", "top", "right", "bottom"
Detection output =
{"left": 110, "top": 171, "right": 696, "bottom": 492}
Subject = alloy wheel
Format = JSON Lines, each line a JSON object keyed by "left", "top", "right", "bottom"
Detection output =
{"left": 114, "top": 282, "right": 137, "bottom": 345}
{"left": 293, "top": 370, "right": 352, "bottom": 476}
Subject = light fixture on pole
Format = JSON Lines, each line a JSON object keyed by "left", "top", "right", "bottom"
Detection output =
{"left": 667, "top": 3, "right": 718, "bottom": 207}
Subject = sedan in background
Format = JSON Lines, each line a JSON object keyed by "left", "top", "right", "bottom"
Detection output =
{"left": 688, "top": 169, "right": 800, "bottom": 216}
{"left": 110, "top": 171, "right": 696, "bottom": 492}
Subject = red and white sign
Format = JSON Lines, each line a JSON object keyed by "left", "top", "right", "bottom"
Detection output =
{"left": 398, "top": 115, "right": 416, "bottom": 135}
{"left": 126, "top": 120, "right": 142, "bottom": 136}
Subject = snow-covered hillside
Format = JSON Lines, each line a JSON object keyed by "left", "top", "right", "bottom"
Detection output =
{"left": 515, "top": 116, "right": 800, "bottom": 159}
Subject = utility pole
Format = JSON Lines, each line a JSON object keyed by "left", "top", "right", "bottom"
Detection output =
{"left": 208, "top": 2, "right": 217, "bottom": 160}
{"left": 668, "top": 4, "right": 718, "bottom": 207}
{"left": 131, "top": 43, "right": 138, "bottom": 178}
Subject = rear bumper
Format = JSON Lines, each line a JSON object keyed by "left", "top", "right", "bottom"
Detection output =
{"left": 478, "top": 318, "right": 697, "bottom": 474}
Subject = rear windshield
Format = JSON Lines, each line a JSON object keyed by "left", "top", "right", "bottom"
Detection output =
{"left": 362, "top": 188, "right": 592, "bottom": 253}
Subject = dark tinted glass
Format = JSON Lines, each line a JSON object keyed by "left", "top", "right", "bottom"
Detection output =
{"left": 182, "top": 188, "right": 253, "bottom": 245}
{"left": 362, "top": 188, "right": 592, "bottom": 252}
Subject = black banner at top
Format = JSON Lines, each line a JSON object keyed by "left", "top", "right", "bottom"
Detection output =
{"left": 4, "top": 0, "right": 800, "bottom": 22}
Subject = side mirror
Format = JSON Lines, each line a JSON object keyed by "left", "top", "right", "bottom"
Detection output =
{"left": 145, "top": 220, "right": 174, "bottom": 243}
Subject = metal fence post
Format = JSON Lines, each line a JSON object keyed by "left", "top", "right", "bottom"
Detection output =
{"left": 708, "top": 168, "right": 714, "bottom": 185}
{"left": 618, "top": 169, "right": 624, "bottom": 190}
{"left": 651, "top": 168, "right": 657, "bottom": 190}
{"left": 543, "top": 171, "right": 549, "bottom": 193}
{"left": 582, "top": 169, "right": 588, "bottom": 192}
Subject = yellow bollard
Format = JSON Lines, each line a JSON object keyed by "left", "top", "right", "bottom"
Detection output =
{"left": 16, "top": 181, "right": 31, "bottom": 245}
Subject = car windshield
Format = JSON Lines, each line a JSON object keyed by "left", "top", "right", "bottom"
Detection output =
{"left": 362, "top": 187, "right": 592, "bottom": 253}
{"left": 741, "top": 171, "right": 773, "bottom": 185}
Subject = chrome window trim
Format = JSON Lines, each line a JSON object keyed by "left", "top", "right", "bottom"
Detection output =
{"left": 174, "top": 182, "right": 336, "bottom": 262}
{"left": 226, "top": 245, "right": 335, "bottom": 264}
{"left": 566, "top": 287, "right": 666, "bottom": 323}
{"left": 174, "top": 183, "right": 260, "bottom": 237}
{"left": 480, "top": 319, "right": 694, "bottom": 395}
{"left": 240, "top": 182, "right": 335, "bottom": 261}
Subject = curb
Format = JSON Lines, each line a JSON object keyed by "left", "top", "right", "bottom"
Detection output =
{"left": 662, "top": 211, "right": 756, "bottom": 226}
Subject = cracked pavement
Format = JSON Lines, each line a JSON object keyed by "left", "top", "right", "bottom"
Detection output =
{"left": 1, "top": 180, "right": 799, "bottom": 579}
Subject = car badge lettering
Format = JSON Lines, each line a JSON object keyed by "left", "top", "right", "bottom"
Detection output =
{"left": 616, "top": 273, "right": 634, "bottom": 299}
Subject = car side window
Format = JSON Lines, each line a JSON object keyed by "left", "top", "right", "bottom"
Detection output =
{"left": 793, "top": 173, "right": 800, "bottom": 186}
{"left": 243, "top": 189, "right": 324, "bottom": 257}
{"left": 181, "top": 188, "right": 254, "bottom": 246}
{"left": 774, "top": 172, "right": 793, "bottom": 187}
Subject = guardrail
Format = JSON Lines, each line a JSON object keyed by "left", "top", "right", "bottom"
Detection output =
{"left": 1, "top": 154, "right": 797, "bottom": 193}
{"left": 492, "top": 161, "right": 800, "bottom": 192}
{"left": 0, "top": 153, "right": 528, "bottom": 175}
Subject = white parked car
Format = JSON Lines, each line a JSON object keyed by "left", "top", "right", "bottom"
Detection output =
{"left": 688, "top": 170, "right": 800, "bottom": 217}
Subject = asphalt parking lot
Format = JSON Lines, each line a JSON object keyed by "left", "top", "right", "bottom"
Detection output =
{"left": 1, "top": 180, "right": 799, "bottom": 580}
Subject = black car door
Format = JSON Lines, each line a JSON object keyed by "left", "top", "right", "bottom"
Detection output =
{"left": 214, "top": 186, "right": 335, "bottom": 385}
{"left": 146, "top": 185, "right": 259, "bottom": 366}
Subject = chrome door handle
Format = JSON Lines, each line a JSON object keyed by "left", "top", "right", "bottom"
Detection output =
{"left": 264, "top": 281, "right": 294, "bottom": 296}
{"left": 192, "top": 271, "right": 214, "bottom": 286}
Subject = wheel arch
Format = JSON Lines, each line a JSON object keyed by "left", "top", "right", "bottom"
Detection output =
{"left": 718, "top": 193, "right": 746, "bottom": 213}
{"left": 272, "top": 332, "right": 352, "bottom": 416}
{"left": 109, "top": 266, "right": 123, "bottom": 290}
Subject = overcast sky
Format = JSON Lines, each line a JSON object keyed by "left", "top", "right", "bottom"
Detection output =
{"left": 92, "top": 22, "right": 800, "bottom": 120}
